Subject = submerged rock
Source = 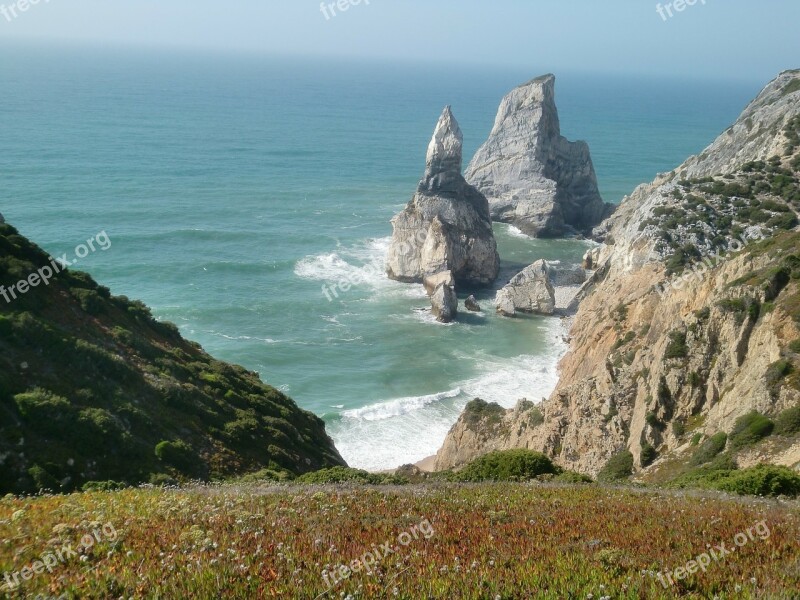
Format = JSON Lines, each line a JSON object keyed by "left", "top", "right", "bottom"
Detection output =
{"left": 387, "top": 106, "right": 500, "bottom": 287}
{"left": 430, "top": 282, "right": 458, "bottom": 323}
{"left": 465, "top": 75, "right": 614, "bottom": 237}
{"left": 465, "top": 295, "right": 481, "bottom": 312}
{"left": 495, "top": 259, "right": 555, "bottom": 316}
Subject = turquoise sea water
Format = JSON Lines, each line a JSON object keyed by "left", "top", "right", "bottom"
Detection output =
{"left": 0, "top": 43, "right": 764, "bottom": 469}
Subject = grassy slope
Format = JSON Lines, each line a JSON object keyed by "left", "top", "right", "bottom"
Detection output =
{"left": 0, "top": 483, "right": 797, "bottom": 599}
{"left": 0, "top": 223, "right": 344, "bottom": 494}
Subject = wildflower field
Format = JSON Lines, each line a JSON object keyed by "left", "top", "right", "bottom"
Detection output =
{"left": 0, "top": 483, "right": 798, "bottom": 599}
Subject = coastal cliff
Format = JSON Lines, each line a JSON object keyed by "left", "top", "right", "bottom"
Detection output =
{"left": 465, "top": 75, "right": 614, "bottom": 237}
{"left": 436, "top": 70, "right": 800, "bottom": 478}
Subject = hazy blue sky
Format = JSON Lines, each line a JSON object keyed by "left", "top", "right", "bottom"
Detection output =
{"left": 1, "top": 0, "right": 798, "bottom": 81}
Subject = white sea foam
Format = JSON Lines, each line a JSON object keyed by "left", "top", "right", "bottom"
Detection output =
{"left": 505, "top": 224, "right": 531, "bottom": 239}
{"left": 294, "top": 237, "right": 394, "bottom": 292}
{"left": 342, "top": 388, "right": 461, "bottom": 422}
{"left": 329, "top": 317, "right": 571, "bottom": 471}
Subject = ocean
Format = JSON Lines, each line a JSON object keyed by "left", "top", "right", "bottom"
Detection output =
{"left": 0, "top": 42, "right": 764, "bottom": 470}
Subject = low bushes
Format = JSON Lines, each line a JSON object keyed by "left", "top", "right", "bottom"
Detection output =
{"left": 450, "top": 450, "right": 559, "bottom": 483}
{"left": 690, "top": 433, "right": 728, "bottom": 466}
{"left": 597, "top": 450, "right": 634, "bottom": 483}
{"left": 728, "top": 411, "right": 774, "bottom": 451}
{"left": 774, "top": 404, "right": 800, "bottom": 435}
{"left": 295, "top": 467, "right": 407, "bottom": 485}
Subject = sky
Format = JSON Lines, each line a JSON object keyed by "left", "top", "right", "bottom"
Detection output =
{"left": 0, "top": 0, "right": 798, "bottom": 81}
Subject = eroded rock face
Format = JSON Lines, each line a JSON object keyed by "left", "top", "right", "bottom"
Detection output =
{"left": 423, "top": 269, "right": 456, "bottom": 296}
{"left": 430, "top": 282, "right": 458, "bottom": 323}
{"left": 387, "top": 107, "right": 500, "bottom": 287}
{"left": 465, "top": 75, "right": 614, "bottom": 237}
{"left": 545, "top": 262, "right": 588, "bottom": 286}
{"left": 435, "top": 70, "right": 800, "bottom": 476}
{"left": 495, "top": 259, "right": 555, "bottom": 316}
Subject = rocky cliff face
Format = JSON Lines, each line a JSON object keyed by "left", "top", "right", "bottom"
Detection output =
{"left": 386, "top": 107, "right": 499, "bottom": 286}
{"left": 436, "top": 70, "right": 800, "bottom": 477}
{"left": 465, "top": 75, "right": 614, "bottom": 237}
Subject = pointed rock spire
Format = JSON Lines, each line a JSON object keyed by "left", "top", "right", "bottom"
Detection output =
{"left": 421, "top": 106, "right": 464, "bottom": 194}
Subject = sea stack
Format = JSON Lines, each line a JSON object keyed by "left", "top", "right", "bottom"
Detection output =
{"left": 386, "top": 107, "right": 500, "bottom": 287}
{"left": 465, "top": 74, "right": 614, "bottom": 237}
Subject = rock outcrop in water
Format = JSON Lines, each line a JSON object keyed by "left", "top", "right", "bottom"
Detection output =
{"left": 430, "top": 279, "right": 458, "bottom": 323}
{"left": 495, "top": 260, "right": 555, "bottom": 317}
{"left": 465, "top": 75, "right": 614, "bottom": 238}
{"left": 436, "top": 70, "right": 800, "bottom": 477}
{"left": 387, "top": 107, "right": 500, "bottom": 287}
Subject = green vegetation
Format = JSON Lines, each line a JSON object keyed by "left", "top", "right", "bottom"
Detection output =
{"left": 663, "top": 330, "right": 688, "bottom": 359}
{"left": 447, "top": 450, "right": 558, "bottom": 483}
{"left": 0, "top": 223, "right": 343, "bottom": 494}
{"left": 597, "top": 450, "right": 634, "bottom": 482}
{"left": 646, "top": 135, "right": 800, "bottom": 275}
{"left": 295, "top": 467, "right": 408, "bottom": 485}
{"left": 669, "top": 463, "right": 800, "bottom": 498}
{"left": 527, "top": 407, "right": 544, "bottom": 427}
{"left": 0, "top": 484, "right": 797, "bottom": 598}
{"left": 640, "top": 443, "right": 657, "bottom": 467}
{"left": 774, "top": 404, "right": 800, "bottom": 435}
{"left": 728, "top": 411, "right": 775, "bottom": 451}
{"left": 717, "top": 297, "right": 760, "bottom": 325}
{"left": 765, "top": 359, "right": 793, "bottom": 396}
{"left": 553, "top": 470, "right": 594, "bottom": 484}
{"left": 461, "top": 398, "right": 506, "bottom": 431}
{"left": 689, "top": 433, "right": 728, "bottom": 466}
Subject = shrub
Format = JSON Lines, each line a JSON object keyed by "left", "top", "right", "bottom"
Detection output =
{"left": 462, "top": 399, "right": 506, "bottom": 431}
{"left": 715, "top": 465, "right": 800, "bottom": 497}
{"left": 765, "top": 360, "right": 793, "bottom": 396}
{"left": 554, "top": 470, "right": 593, "bottom": 484}
{"left": 640, "top": 444, "right": 657, "bottom": 467}
{"left": 645, "top": 412, "right": 662, "bottom": 429}
{"left": 690, "top": 433, "right": 728, "bottom": 466}
{"left": 452, "top": 450, "right": 558, "bottom": 483}
{"left": 296, "top": 467, "right": 407, "bottom": 485}
{"left": 28, "top": 465, "right": 60, "bottom": 492}
{"left": 774, "top": 405, "right": 800, "bottom": 435}
{"left": 70, "top": 288, "right": 104, "bottom": 315}
{"left": 154, "top": 440, "right": 198, "bottom": 474}
{"left": 597, "top": 450, "right": 634, "bottom": 483}
{"left": 82, "top": 480, "right": 127, "bottom": 492}
{"left": 14, "top": 389, "right": 75, "bottom": 435}
{"left": 528, "top": 408, "right": 544, "bottom": 427}
{"left": 728, "top": 411, "right": 774, "bottom": 451}
{"left": 664, "top": 331, "right": 688, "bottom": 359}
{"left": 672, "top": 421, "right": 686, "bottom": 438}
